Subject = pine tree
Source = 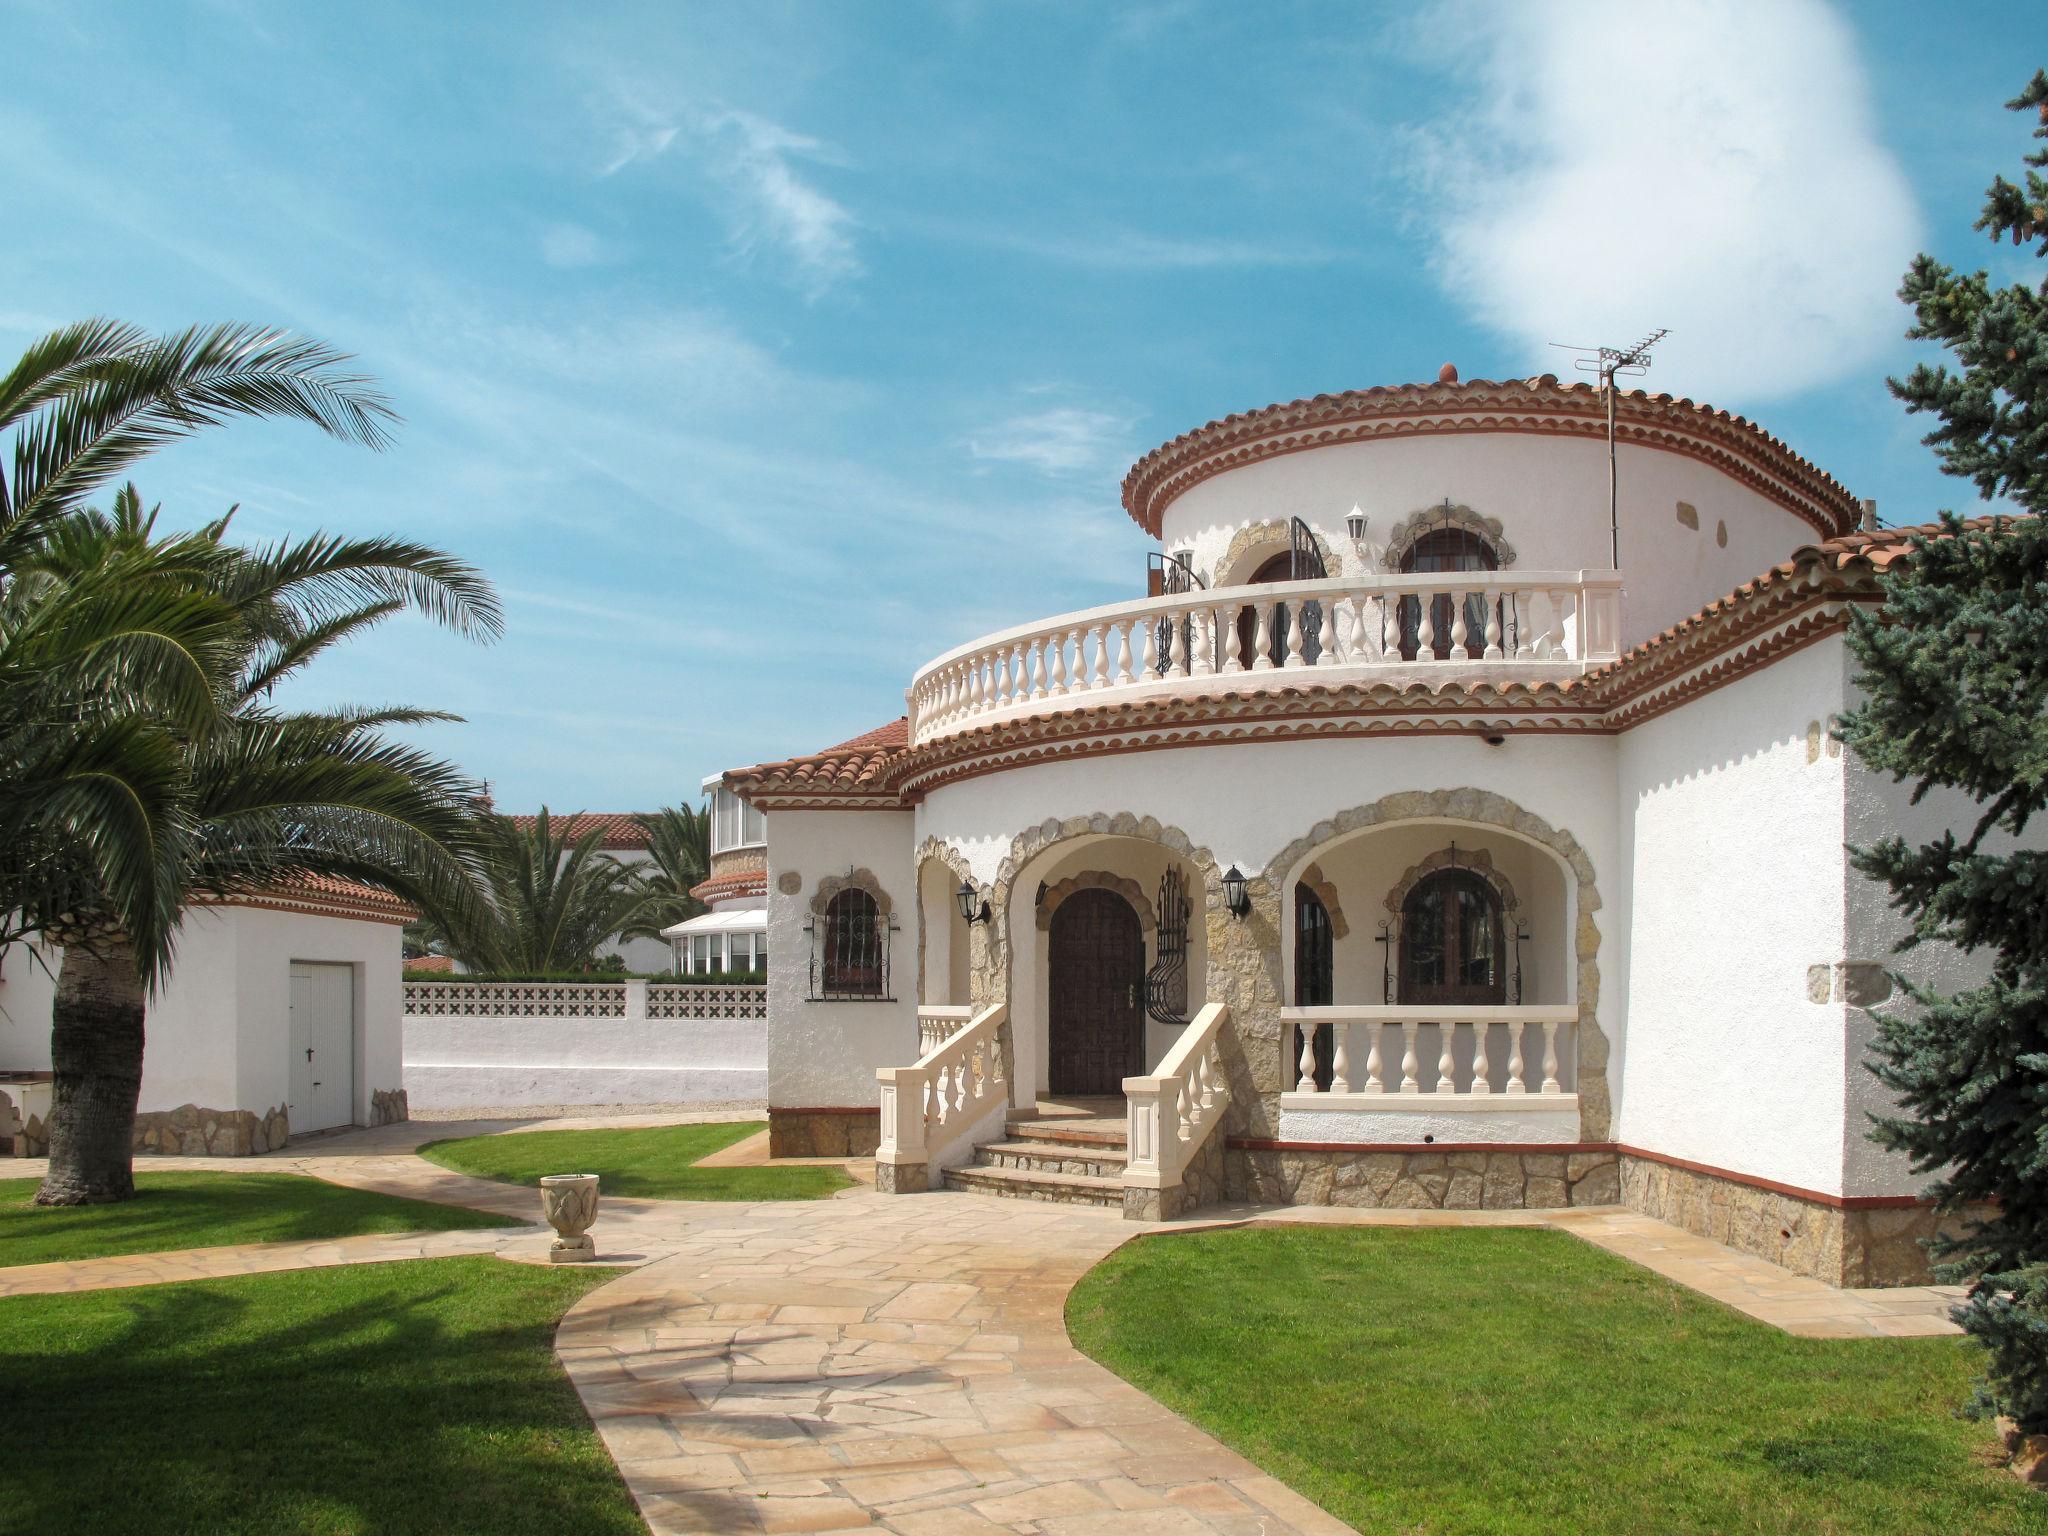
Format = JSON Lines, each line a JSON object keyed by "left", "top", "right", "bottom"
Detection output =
{"left": 1839, "top": 70, "right": 2048, "bottom": 1428}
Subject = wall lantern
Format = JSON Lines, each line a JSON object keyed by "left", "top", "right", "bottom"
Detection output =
{"left": 1221, "top": 864, "right": 1251, "bottom": 918}
{"left": 956, "top": 880, "right": 991, "bottom": 925}
{"left": 1346, "top": 505, "right": 1368, "bottom": 543}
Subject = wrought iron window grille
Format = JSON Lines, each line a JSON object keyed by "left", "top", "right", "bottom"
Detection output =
{"left": 1143, "top": 866, "right": 1190, "bottom": 1025}
{"left": 804, "top": 890, "right": 899, "bottom": 1001}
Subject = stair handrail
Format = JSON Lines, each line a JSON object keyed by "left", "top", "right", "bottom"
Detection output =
{"left": 877, "top": 1000, "right": 1009, "bottom": 1174}
{"left": 1123, "top": 1002, "right": 1230, "bottom": 1198}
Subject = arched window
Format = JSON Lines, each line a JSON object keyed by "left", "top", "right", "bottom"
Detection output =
{"left": 1399, "top": 868, "right": 1506, "bottom": 1006}
{"left": 1235, "top": 551, "right": 1327, "bottom": 668}
{"left": 821, "top": 887, "right": 885, "bottom": 998}
{"left": 1294, "top": 882, "right": 1334, "bottom": 1090}
{"left": 1398, "top": 527, "right": 1501, "bottom": 661}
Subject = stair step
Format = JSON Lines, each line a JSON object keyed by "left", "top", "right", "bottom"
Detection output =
{"left": 942, "top": 1163, "right": 1124, "bottom": 1207}
{"left": 1003, "top": 1118, "right": 1129, "bottom": 1150}
{"left": 974, "top": 1139, "right": 1128, "bottom": 1177}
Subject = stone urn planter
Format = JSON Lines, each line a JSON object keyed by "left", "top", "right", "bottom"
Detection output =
{"left": 540, "top": 1173, "right": 601, "bottom": 1263}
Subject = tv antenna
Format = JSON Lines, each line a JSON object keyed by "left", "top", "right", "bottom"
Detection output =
{"left": 1550, "top": 329, "right": 1668, "bottom": 569}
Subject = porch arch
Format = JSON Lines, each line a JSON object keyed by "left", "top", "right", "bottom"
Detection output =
{"left": 1267, "top": 788, "right": 1609, "bottom": 1139}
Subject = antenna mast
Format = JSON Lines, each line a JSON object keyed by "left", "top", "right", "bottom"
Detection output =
{"left": 1551, "top": 329, "right": 1668, "bottom": 569}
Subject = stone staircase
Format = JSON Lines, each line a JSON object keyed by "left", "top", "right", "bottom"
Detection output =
{"left": 940, "top": 1100, "right": 1129, "bottom": 1207}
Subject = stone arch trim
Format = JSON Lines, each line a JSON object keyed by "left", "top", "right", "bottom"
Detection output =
{"left": 1036, "top": 871, "right": 1157, "bottom": 934}
{"left": 1215, "top": 519, "right": 1339, "bottom": 588}
{"left": 1379, "top": 502, "right": 1517, "bottom": 572}
{"left": 1296, "top": 862, "right": 1350, "bottom": 940}
{"left": 914, "top": 838, "right": 979, "bottom": 1007}
{"left": 1267, "top": 787, "right": 1608, "bottom": 1140}
{"left": 810, "top": 867, "right": 892, "bottom": 919}
{"left": 1383, "top": 846, "right": 1522, "bottom": 919}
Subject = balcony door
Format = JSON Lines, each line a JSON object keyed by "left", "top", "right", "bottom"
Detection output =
{"left": 1398, "top": 528, "right": 1499, "bottom": 661}
{"left": 1048, "top": 888, "right": 1145, "bottom": 1096}
{"left": 1398, "top": 869, "right": 1506, "bottom": 1007}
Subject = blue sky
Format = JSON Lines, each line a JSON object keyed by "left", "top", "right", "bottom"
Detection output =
{"left": 3, "top": 1, "right": 2041, "bottom": 809}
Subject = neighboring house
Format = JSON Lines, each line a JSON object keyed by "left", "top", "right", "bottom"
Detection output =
{"left": 662, "top": 775, "right": 768, "bottom": 975}
{"left": 0, "top": 876, "right": 415, "bottom": 1155}
{"left": 506, "top": 811, "right": 672, "bottom": 972}
{"left": 721, "top": 365, "right": 2032, "bottom": 1290}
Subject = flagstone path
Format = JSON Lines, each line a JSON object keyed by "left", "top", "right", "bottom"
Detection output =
{"left": 3, "top": 1117, "right": 1969, "bottom": 1532}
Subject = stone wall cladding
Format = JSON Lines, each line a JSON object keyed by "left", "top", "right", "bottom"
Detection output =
{"left": 1224, "top": 1145, "right": 1621, "bottom": 1211}
{"left": 369, "top": 1088, "right": 408, "bottom": 1126}
{"left": 1620, "top": 1154, "right": 1973, "bottom": 1288}
{"left": 133, "top": 1102, "right": 291, "bottom": 1156}
{"left": 770, "top": 1107, "right": 879, "bottom": 1158}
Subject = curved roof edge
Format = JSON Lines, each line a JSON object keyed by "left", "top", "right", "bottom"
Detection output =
{"left": 1119, "top": 374, "right": 1864, "bottom": 542}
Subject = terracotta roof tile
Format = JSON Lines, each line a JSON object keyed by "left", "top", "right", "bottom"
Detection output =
{"left": 506, "top": 812, "right": 650, "bottom": 850}
{"left": 1119, "top": 373, "right": 1864, "bottom": 538}
{"left": 725, "top": 718, "right": 910, "bottom": 804}
{"left": 689, "top": 868, "right": 769, "bottom": 903}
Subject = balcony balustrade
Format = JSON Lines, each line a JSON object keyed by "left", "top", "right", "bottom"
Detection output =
{"left": 907, "top": 571, "right": 1622, "bottom": 745}
{"left": 1279, "top": 1004, "right": 1579, "bottom": 1108}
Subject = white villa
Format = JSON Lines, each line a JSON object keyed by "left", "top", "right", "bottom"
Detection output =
{"left": 722, "top": 366, "right": 2003, "bottom": 1290}
{"left": 662, "top": 776, "right": 770, "bottom": 976}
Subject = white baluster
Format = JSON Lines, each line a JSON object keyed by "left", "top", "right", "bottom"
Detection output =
{"left": 1484, "top": 592, "right": 1503, "bottom": 660}
{"left": 1449, "top": 590, "right": 1469, "bottom": 659}
{"left": 1113, "top": 620, "right": 1135, "bottom": 685}
{"left": 1139, "top": 614, "right": 1158, "bottom": 677}
{"left": 1469, "top": 1020, "right": 1492, "bottom": 1094}
{"left": 1363, "top": 1024, "right": 1384, "bottom": 1093}
{"left": 1167, "top": 609, "right": 1188, "bottom": 678}
{"left": 1541, "top": 1021, "right": 1562, "bottom": 1094}
{"left": 1437, "top": 1019, "right": 1457, "bottom": 1092}
{"left": 1223, "top": 605, "right": 1245, "bottom": 673}
{"left": 1506, "top": 1021, "right": 1527, "bottom": 1094}
{"left": 1284, "top": 598, "right": 1305, "bottom": 668}
{"left": 1319, "top": 595, "right": 1345, "bottom": 666}
{"left": 1047, "top": 631, "right": 1068, "bottom": 695}
{"left": 1513, "top": 588, "right": 1535, "bottom": 660}
{"left": 1191, "top": 608, "right": 1214, "bottom": 676}
{"left": 1329, "top": 1020, "right": 1350, "bottom": 1094}
{"left": 1028, "top": 639, "right": 1048, "bottom": 699}
{"left": 1382, "top": 593, "right": 1400, "bottom": 659}
{"left": 1416, "top": 595, "right": 1435, "bottom": 660}
{"left": 1399, "top": 1022, "right": 1420, "bottom": 1093}
{"left": 1252, "top": 602, "right": 1275, "bottom": 671}
{"left": 1297, "top": 1023, "right": 1318, "bottom": 1092}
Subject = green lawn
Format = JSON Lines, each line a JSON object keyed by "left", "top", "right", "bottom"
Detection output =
{"left": 419, "top": 1119, "right": 854, "bottom": 1201}
{"left": 0, "top": 1256, "right": 641, "bottom": 1535}
{"left": 1067, "top": 1225, "right": 2046, "bottom": 1536}
{"left": 1, "top": 1172, "right": 517, "bottom": 1267}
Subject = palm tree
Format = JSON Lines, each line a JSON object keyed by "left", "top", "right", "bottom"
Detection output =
{"left": 18, "top": 488, "right": 500, "bottom": 1204}
{"left": 0, "top": 320, "right": 400, "bottom": 967}
{"left": 0, "top": 318, "right": 501, "bottom": 1205}
{"left": 621, "top": 803, "right": 712, "bottom": 946}
{"left": 431, "top": 810, "right": 650, "bottom": 974}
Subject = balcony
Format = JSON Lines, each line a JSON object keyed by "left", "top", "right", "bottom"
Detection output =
{"left": 908, "top": 571, "right": 1622, "bottom": 745}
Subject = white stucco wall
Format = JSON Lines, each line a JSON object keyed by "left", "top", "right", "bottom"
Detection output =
{"left": 1616, "top": 637, "right": 1854, "bottom": 1194}
{"left": 0, "top": 904, "right": 404, "bottom": 1127}
{"left": 403, "top": 1011, "right": 765, "bottom": 1109}
{"left": 1156, "top": 434, "right": 1819, "bottom": 654}
{"left": 765, "top": 809, "right": 917, "bottom": 1109}
{"left": 0, "top": 939, "right": 60, "bottom": 1072}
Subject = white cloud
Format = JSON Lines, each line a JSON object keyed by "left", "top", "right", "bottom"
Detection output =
{"left": 593, "top": 86, "right": 858, "bottom": 296}
{"left": 969, "top": 405, "right": 1138, "bottom": 479}
{"left": 1406, "top": 0, "right": 1919, "bottom": 402}
{"left": 539, "top": 221, "right": 608, "bottom": 268}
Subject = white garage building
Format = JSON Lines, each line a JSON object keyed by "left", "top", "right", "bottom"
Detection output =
{"left": 1, "top": 875, "right": 414, "bottom": 1156}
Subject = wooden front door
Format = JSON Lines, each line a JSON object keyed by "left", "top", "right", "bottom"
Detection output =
{"left": 1047, "top": 888, "right": 1145, "bottom": 1096}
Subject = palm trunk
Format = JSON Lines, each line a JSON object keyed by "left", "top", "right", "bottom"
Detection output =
{"left": 35, "top": 939, "right": 144, "bottom": 1205}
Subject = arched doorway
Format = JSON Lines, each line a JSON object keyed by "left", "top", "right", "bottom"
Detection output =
{"left": 1399, "top": 868, "right": 1506, "bottom": 1005}
{"left": 1047, "top": 887, "right": 1144, "bottom": 1096}
{"left": 1398, "top": 527, "right": 1500, "bottom": 661}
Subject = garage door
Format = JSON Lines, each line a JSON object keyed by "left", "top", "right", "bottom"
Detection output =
{"left": 288, "top": 963, "right": 355, "bottom": 1134}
